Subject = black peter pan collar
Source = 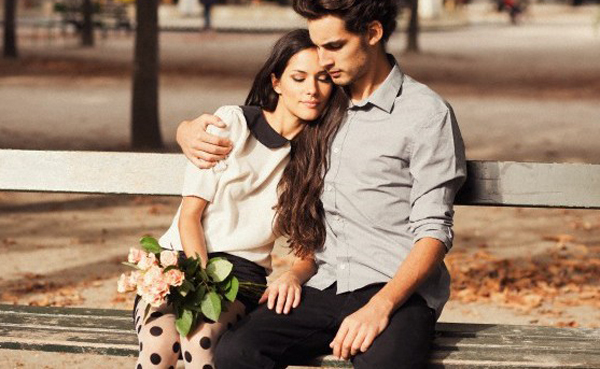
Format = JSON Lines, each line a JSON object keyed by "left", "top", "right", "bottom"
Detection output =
{"left": 241, "top": 106, "right": 289, "bottom": 149}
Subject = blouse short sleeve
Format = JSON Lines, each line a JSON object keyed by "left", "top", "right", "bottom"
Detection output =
{"left": 180, "top": 106, "right": 243, "bottom": 202}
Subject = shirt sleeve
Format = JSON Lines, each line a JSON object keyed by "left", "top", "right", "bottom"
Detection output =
{"left": 408, "top": 104, "right": 467, "bottom": 251}
{"left": 180, "top": 106, "right": 241, "bottom": 202}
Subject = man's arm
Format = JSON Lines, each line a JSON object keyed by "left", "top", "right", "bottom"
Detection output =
{"left": 330, "top": 237, "right": 445, "bottom": 360}
{"left": 176, "top": 114, "right": 234, "bottom": 169}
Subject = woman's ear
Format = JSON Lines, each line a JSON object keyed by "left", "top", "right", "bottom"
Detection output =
{"left": 367, "top": 20, "right": 384, "bottom": 46}
{"left": 271, "top": 73, "right": 282, "bottom": 95}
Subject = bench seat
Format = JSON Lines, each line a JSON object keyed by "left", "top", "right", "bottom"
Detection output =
{"left": 1, "top": 304, "right": 599, "bottom": 368}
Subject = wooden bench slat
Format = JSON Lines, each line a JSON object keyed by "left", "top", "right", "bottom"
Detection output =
{"left": 436, "top": 322, "right": 600, "bottom": 340}
{"left": 3, "top": 306, "right": 598, "bottom": 342}
{"left": 1, "top": 305, "right": 599, "bottom": 368}
{"left": 2, "top": 149, "right": 600, "bottom": 208}
{"left": 3, "top": 320, "right": 597, "bottom": 355}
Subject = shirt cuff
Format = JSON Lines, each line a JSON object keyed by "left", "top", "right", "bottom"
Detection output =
{"left": 413, "top": 227, "right": 453, "bottom": 251}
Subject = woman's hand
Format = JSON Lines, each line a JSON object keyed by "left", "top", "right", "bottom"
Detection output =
{"left": 259, "top": 271, "right": 302, "bottom": 314}
{"left": 176, "top": 114, "right": 233, "bottom": 169}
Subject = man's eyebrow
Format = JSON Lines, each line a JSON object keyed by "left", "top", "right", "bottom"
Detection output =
{"left": 290, "top": 70, "right": 308, "bottom": 73}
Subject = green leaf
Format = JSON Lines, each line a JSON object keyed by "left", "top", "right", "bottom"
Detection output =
{"left": 140, "top": 237, "right": 161, "bottom": 254}
{"left": 162, "top": 265, "right": 177, "bottom": 273}
{"left": 217, "top": 277, "right": 232, "bottom": 292}
{"left": 200, "top": 291, "right": 222, "bottom": 322}
{"left": 198, "top": 269, "right": 208, "bottom": 282}
{"left": 175, "top": 309, "right": 194, "bottom": 336}
{"left": 143, "top": 302, "right": 151, "bottom": 323}
{"left": 206, "top": 258, "right": 233, "bottom": 282}
{"left": 185, "top": 258, "right": 199, "bottom": 276}
{"left": 224, "top": 276, "right": 239, "bottom": 302}
{"left": 179, "top": 280, "right": 195, "bottom": 297}
{"left": 195, "top": 285, "right": 206, "bottom": 303}
{"left": 121, "top": 261, "right": 140, "bottom": 269}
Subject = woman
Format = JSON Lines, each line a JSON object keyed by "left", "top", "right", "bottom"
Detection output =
{"left": 132, "top": 29, "right": 347, "bottom": 369}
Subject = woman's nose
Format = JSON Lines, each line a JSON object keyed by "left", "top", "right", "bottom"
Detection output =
{"left": 305, "top": 79, "right": 318, "bottom": 96}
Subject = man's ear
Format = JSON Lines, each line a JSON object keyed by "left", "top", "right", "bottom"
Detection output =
{"left": 271, "top": 73, "right": 282, "bottom": 95}
{"left": 366, "top": 20, "right": 384, "bottom": 46}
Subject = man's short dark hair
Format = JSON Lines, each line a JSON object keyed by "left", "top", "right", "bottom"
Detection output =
{"left": 293, "top": 0, "right": 399, "bottom": 43}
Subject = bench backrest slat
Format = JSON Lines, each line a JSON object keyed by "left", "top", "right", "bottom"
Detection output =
{"left": 1, "top": 150, "right": 599, "bottom": 209}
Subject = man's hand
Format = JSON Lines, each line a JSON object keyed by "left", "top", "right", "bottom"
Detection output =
{"left": 176, "top": 114, "right": 233, "bottom": 169}
{"left": 330, "top": 296, "right": 393, "bottom": 360}
{"left": 258, "top": 271, "right": 302, "bottom": 314}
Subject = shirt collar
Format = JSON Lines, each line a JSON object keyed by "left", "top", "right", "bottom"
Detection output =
{"left": 350, "top": 54, "right": 404, "bottom": 114}
{"left": 241, "top": 105, "right": 289, "bottom": 149}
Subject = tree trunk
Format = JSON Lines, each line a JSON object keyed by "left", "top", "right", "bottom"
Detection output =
{"left": 406, "top": 0, "right": 420, "bottom": 53}
{"left": 81, "top": 0, "right": 95, "bottom": 47}
{"left": 3, "top": 0, "right": 18, "bottom": 58}
{"left": 131, "top": 0, "right": 163, "bottom": 149}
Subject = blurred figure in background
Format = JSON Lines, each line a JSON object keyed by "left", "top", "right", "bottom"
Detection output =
{"left": 201, "top": 0, "right": 218, "bottom": 30}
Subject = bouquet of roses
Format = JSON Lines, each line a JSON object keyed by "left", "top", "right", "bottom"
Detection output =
{"left": 117, "top": 237, "right": 263, "bottom": 336}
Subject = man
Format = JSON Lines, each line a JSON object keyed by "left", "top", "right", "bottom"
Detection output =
{"left": 176, "top": 1, "right": 466, "bottom": 367}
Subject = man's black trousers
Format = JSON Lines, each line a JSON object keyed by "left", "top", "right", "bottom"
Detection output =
{"left": 215, "top": 283, "right": 436, "bottom": 369}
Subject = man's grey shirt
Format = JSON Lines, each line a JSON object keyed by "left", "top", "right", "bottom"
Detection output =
{"left": 306, "top": 59, "right": 467, "bottom": 317}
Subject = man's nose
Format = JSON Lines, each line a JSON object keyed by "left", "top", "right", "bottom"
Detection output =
{"left": 318, "top": 49, "right": 334, "bottom": 69}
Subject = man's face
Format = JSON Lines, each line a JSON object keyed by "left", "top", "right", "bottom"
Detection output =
{"left": 307, "top": 15, "right": 369, "bottom": 87}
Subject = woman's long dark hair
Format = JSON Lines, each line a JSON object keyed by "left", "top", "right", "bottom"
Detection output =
{"left": 245, "top": 29, "right": 348, "bottom": 258}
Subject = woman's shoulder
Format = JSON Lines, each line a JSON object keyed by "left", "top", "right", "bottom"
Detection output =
{"left": 208, "top": 105, "right": 248, "bottom": 140}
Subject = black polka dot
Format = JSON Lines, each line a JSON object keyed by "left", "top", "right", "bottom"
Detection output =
{"left": 150, "top": 353, "right": 161, "bottom": 365}
{"left": 203, "top": 365, "right": 213, "bottom": 369}
{"left": 149, "top": 326, "right": 163, "bottom": 336}
{"left": 184, "top": 351, "right": 192, "bottom": 363}
{"left": 150, "top": 311, "right": 163, "bottom": 318}
{"left": 137, "top": 325, "right": 142, "bottom": 333}
{"left": 172, "top": 342, "right": 180, "bottom": 353}
{"left": 139, "top": 342, "right": 143, "bottom": 351}
{"left": 227, "top": 323, "right": 233, "bottom": 330}
{"left": 200, "top": 336, "right": 211, "bottom": 349}
{"left": 137, "top": 364, "right": 142, "bottom": 369}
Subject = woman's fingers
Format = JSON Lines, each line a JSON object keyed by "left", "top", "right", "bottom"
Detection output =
{"left": 293, "top": 287, "right": 301, "bottom": 308}
{"left": 258, "top": 288, "right": 269, "bottom": 305}
{"left": 267, "top": 287, "right": 279, "bottom": 310}
{"left": 275, "top": 285, "right": 289, "bottom": 314}
{"left": 282, "top": 287, "right": 296, "bottom": 314}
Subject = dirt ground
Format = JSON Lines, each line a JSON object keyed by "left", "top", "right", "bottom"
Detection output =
{"left": 1, "top": 3, "right": 600, "bottom": 368}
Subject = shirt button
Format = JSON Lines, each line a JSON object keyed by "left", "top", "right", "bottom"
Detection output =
{"left": 326, "top": 185, "right": 333, "bottom": 192}
{"left": 335, "top": 215, "right": 341, "bottom": 222}
{"left": 333, "top": 147, "right": 340, "bottom": 154}
{"left": 339, "top": 263, "right": 347, "bottom": 270}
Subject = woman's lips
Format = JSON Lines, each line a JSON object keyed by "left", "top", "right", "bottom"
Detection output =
{"left": 302, "top": 101, "right": 320, "bottom": 109}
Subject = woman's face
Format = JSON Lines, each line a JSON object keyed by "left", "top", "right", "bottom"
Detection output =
{"left": 272, "top": 48, "right": 334, "bottom": 122}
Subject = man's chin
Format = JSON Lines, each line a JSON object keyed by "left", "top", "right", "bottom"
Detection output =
{"left": 332, "top": 75, "right": 352, "bottom": 87}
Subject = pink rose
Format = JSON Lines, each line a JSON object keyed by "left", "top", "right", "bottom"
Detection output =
{"left": 144, "top": 266, "right": 170, "bottom": 294}
{"left": 137, "top": 252, "right": 157, "bottom": 271}
{"left": 143, "top": 292, "right": 166, "bottom": 308}
{"left": 117, "top": 272, "right": 137, "bottom": 293}
{"left": 128, "top": 271, "right": 141, "bottom": 287}
{"left": 160, "top": 250, "right": 179, "bottom": 267}
{"left": 164, "top": 269, "right": 185, "bottom": 287}
{"left": 117, "top": 273, "right": 129, "bottom": 293}
{"left": 143, "top": 265, "right": 163, "bottom": 286}
{"left": 127, "top": 248, "right": 144, "bottom": 264}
